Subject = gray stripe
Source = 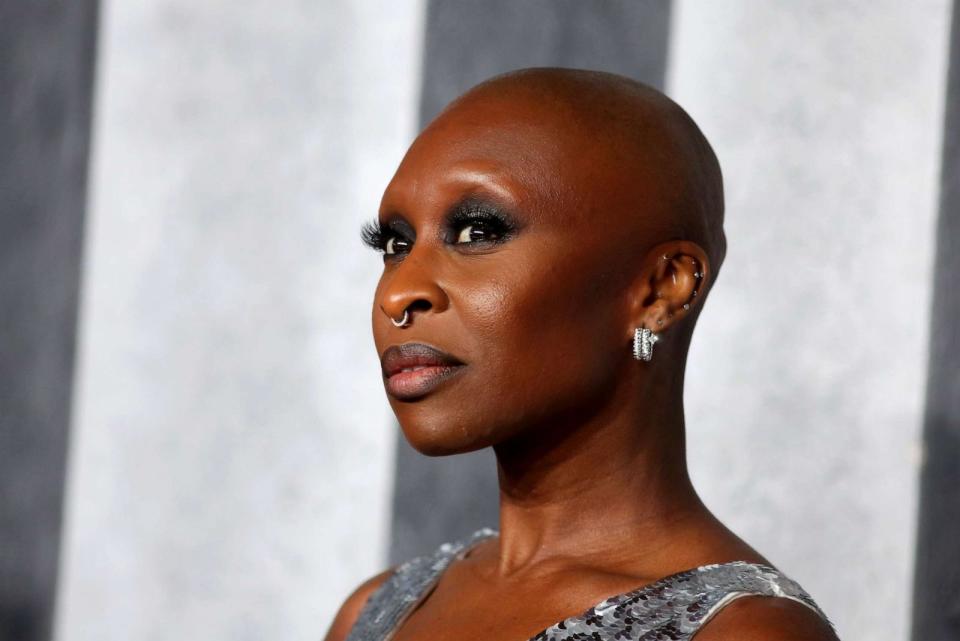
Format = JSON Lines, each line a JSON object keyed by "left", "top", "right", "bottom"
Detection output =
{"left": 912, "top": 4, "right": 960, "bottom": 641}
{"left": 418, "top": 0, "right": 672, "bottom": 125}
{"left": 390, "top": 0, "right": 673, "bottom": 564}
{"left": 0, "top": 3, "right": 98, "bottom": 640}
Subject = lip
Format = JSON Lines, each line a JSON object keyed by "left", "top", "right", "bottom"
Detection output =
{"left": 381, "top": 342, "right": 467, "bottom": 400}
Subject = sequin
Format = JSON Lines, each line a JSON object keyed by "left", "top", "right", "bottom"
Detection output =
{"left": 343, "top": 527, "right": 835, "bottom": 641}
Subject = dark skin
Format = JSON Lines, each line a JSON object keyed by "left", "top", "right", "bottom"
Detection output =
{"left": 325, "top": 69, "right": 839, "bottom": 641}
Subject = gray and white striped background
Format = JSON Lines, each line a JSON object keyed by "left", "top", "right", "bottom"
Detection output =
{"left": 2, "top": 2, "right": 957, "bottom": 641}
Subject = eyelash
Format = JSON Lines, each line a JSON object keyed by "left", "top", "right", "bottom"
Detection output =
{"left": 359, "top": 204, "right": 516, "bottom": 258}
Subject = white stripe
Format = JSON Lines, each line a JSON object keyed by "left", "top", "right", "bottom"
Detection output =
{"left": 54, "top": 1, "right": 425, "bottom": 639}
{"left": 666, "top": 3, "right": 952, "bottom": 641}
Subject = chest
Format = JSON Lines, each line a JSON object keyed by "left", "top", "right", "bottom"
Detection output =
{"left": 386, "top": 586, "right": 574, "bottom": 641}
{"left": 383, "top": 567, "right": 666, "bottom": 641}
{"left": 388, "top": 613, "right": 551, "bottom": 641}
{"left": 342, "top": 533, "right": 823, "bottom": 641}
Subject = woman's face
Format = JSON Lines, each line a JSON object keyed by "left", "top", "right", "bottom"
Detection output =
{"left": 368, "top": 94, "right": 656, "bottom": 456}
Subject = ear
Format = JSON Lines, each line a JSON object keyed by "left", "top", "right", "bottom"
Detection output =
{"left": 627, "top": 240, "right": 710, "bottom": 336}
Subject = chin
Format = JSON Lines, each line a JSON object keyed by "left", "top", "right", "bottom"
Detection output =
{"left": 394, "top": 408, "right": 496, "bottom": 457}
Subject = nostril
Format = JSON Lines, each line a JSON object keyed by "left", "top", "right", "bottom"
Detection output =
{"left": 385, "top": 299, "right": 432, "bottom": 327}
{"left": 401, "top": 300, "right": 432, "bottom": 320}
{"left": 408, "top": 300, "right": 432, "bottom": 313}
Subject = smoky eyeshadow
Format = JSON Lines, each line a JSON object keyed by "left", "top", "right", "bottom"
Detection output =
{"left": 380, "top": 214, "right": 416, "bottom": 241}
{"left": 442, "top": 195, "right": 521, "bottom": 241}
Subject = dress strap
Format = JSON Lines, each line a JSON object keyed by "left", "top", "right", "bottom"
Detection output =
{"left": 532, "top": 560, "right": 835, "bottom": 640}
{"left": 344, "top": 527, "right": 497, "bottom": 641}
{"left": 684, "top": 561, "right": 834, "bottom": 635}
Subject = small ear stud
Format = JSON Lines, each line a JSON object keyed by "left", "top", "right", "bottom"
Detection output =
{"left": 683, "top": 303, "right": 690, "bottom": 310}
{"left": 657, "top": 319, "right": 664, "bottom": 325}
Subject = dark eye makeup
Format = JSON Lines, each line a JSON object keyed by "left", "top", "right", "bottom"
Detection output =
{"left": 359, "top": 198, "right": 518, "bottom": 259}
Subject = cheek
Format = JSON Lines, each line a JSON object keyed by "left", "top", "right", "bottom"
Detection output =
{"left": 458, "top": 257, "right": 622, "bottom": 432}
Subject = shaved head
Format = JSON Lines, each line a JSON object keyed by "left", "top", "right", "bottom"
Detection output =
{"left": 373, "top": 66, "right": 728, "bottom": 452}
{"left": 362, "top": 70, "right": 834, "bottom": 641}
{"left": 428, "top": 67, "right": 727, "bottom": 292}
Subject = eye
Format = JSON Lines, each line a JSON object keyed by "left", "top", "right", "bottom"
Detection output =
{"left": 384, "top": 236, "right": 411, "bottom": 255}
{"left": 455, "top": 219, "right": 507, "bottom": 244}
{"left": 360, "top": 218, "right": 412, "bottom": 258}
{"left": 359, "top": 200, "right": 517, "bottom": 261}
{"left": 448, "top": 201, "right": 516, "bottom": 247}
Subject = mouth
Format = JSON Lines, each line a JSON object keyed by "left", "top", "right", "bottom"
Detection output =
{"left": 381, "top": 342, "right": 467, "bottom": 400}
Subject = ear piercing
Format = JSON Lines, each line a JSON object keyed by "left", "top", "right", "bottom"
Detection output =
{"left": 391, "top": 309, "right": 411, "bottom": 327}
{"left": 636, "top": 257, "right": 704, "bottom": 361}
{"left": 633, "top": 327, "right": 660, "bottom": 361}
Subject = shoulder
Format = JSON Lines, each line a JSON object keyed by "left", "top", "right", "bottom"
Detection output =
{"left": 692, "top": 594, "right": 840, "bottom": 641}
{"left": 322, "top": 567, "right": 396, "bottom": 641}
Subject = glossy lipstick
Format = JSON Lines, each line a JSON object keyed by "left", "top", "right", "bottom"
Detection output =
{"left": 381, "top": 342, "right": 466, "bottom": 400}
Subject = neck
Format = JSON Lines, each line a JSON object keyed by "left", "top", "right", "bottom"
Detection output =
{"left": 490, "top": 361, "right": 706, "bottom": 576}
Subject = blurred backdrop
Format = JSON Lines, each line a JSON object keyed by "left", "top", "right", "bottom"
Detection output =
{"left": 1, "top": 2, "right": 958, "bottom": 641}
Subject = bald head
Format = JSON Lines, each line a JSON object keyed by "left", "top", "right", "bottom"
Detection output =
{"left": 429, "top": 67, "right": 727, "bottom": 287}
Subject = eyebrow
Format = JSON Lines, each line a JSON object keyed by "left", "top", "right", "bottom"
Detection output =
{"left": 447, "top": 190, "right": 515, "bottom": 216}
{"left": 379, "top": 164, "right": 520, "bottom": 215}
{"left": 444, "top": 167, "right": 519, "bottom": 203}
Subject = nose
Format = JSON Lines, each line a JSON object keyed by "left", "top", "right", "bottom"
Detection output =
{"left": 379, "top": 253, "right": 449, "bottom": 326}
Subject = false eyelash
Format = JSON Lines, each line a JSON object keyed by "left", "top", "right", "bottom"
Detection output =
{"left": 447, "top": 201, "right": 516, "bottom": 237}
{"left": 359, "top": 202, "right": 517, "bottom": 255}
{"left": 359, "top": 218, "right": 390, "bottom": 253}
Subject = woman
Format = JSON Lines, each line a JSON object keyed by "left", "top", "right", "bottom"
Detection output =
{"left": 325, "top": 67, "right": 839, "bottom": 641}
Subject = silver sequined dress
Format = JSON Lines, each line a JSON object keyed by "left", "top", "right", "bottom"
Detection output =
{"left": 344, "top": 527, "right": 835, "bottom": 641}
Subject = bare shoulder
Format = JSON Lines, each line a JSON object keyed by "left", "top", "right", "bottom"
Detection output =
{"left": 322, "top": 567, "right": 396, "bottom": 641}
{"left": 693, "top": 594, "right": 840, "bottom": 641}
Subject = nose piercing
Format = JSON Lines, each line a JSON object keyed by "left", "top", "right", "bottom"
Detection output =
{"left": 391, "top": 309, "right": 410, "bottom": 327}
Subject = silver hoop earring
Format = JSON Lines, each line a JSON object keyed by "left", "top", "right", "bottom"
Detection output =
{"left": 633, "top": 327, "right": 660, "bottom": 361}
{"left": 391, "top": 309, "right": 410, "bottom": 327}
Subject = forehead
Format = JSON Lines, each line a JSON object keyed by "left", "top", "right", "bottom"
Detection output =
{"left": 379, "top": 96, "right": 616, "bottom": 223}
